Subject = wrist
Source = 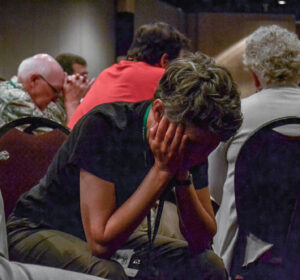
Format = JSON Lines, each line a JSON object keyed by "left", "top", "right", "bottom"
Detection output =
{"left": 173, "top": 172, "right": 193, "bottom": 187}
{"left": 151, "top": 164, "right": 174, "bottom": 183}
{"left": 175, "top": 170, "right": 190, "bottom": 182}
{"left": 64, "top": 99, "right": 80, "bottom": 107}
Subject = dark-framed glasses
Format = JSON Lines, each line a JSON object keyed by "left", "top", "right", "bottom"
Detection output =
{"left": 40, "top": 75, "right": 62, "bottom": 96}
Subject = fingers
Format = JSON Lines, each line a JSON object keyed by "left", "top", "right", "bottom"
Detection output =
{"left": 62, "top": 74, "right": 92, "bottom": 101}
{"left": 178, "top": 134, "right": 188, "bottom": 158}
{"left": 164, "top": 122, "right": 177, "bottom": 146}
{"left": 65, "top": 74, "right": 91, "bottom": 85}
{"left": 149, "top": 115, "right": 189, "bottom": 176}
{"left": 155, "top": 116, "right": 169, "bottom": 143}
{"left": 169, "top": 124, "right": 184, "bottom": 152}
{"left": 149, "top": 122, "right": 158, "bottom": 142}
{"left": 155, "top": 117, "right": 185, "bottom": 151}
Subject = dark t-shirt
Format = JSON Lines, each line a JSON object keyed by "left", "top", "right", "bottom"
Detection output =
{"left": 12, "top": 100, "right": 208, "bottom": 241}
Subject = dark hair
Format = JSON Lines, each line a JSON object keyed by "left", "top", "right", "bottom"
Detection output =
{"left": 154, "top": 52, "right": 243, "bottom": 141}
{"left": 127, "top": 22, "right": 190, "bottom": 65}
{"left": 55, "top": 53, "right": 87, "bottom": 75}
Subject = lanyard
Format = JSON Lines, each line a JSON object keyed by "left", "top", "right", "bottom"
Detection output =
{"left": 142, "top": 104, "right": 152, "bottom": 143}
{"left": 9, "top": 80, "right": 17, "bottom": 88}
{"left": 142, "top": 104, "right": 165, "bottom": 251}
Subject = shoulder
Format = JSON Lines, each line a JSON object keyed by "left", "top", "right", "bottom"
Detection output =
{"left": 82, "top": 100, "right": 148, "bottom": 129}
{"left": 110, "top": 60, "right": 164, "bottom": 78}
{"left": 71, "top": 101, "right": 149, "bottom": 149}
{"left": 0, "top": 82, "right": 29, "bottom": 103}
{"left": 130, "top": 61, "right": 165, "bottom": 77}
{"left": 241, "top": 91, "right": 263, "bottom": 111}
{"left": 72, "top": 102, "right": 130, "bottom": 136}
{"left": 0, "top": 83, "right": 34, "bottom": 117}
{"left": 241, "top": 88, "right": 286, "bottom": 114}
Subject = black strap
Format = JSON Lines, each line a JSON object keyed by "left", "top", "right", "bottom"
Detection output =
{"left": 147, "top": 198, "right": 165, "bottom": 252}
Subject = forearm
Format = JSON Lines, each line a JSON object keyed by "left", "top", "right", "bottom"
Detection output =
{"left": 64, "top": 100, "right": 80, "bottom": 124}
{"left": 106, "top": 167, "right": 171, "bottom": 238}
{"left": 175, "top": 186, "right": 216, "bottom": 253}
{"left": 83, "top": 166, "right": 172, "bottom": 258}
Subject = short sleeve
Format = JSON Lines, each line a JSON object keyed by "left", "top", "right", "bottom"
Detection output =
{"left": 191, "top": 162, "right": 208, "bottom": 190}
{"left": 69, "top": 113, "right": 116, "bottom": 183}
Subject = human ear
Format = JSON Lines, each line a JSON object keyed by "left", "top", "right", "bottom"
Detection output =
{"left": 22, "top": 73, "right": 40, "bottom": 92}
{"left": 250, "top": 69, "right": 262, "bottom": 91}
{"left": 160, "top": 53, "right": 170, "bottom": 68}
{"left": 152, "top": 99, "right": 165, "bottom": 122}
{"left": 29, "top": 73, "right": 41, "bottom": 86}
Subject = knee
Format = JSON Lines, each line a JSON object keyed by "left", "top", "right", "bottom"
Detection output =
{"left": 90, "top": 259, "right": 127, "bottom": 280}
{"left": 193, "top": 250, "right": 228, "bottom": 280}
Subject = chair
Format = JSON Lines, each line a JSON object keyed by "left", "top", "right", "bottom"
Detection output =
{"left": 231, "top": 117, "right": 300, "bottom": 278}
{"left": 282, "top": 193, "right": 300, "bottom": 279}
{"left": 0, "top": 117, "right": 70, "bottom": 219}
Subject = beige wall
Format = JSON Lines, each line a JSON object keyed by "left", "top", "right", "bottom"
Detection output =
{"left": 0, "top": 0, "right": 115, "bottom": 80}
{"left": 186, "top": 13, "right": 296, "bottom": 97}
{"left": 1, "top": 0, "right": 298, "bottom": 98}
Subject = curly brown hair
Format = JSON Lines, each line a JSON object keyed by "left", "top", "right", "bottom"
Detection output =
{"left": 154, "top": 52, "right": 243, "bottom": 141}
{"left": 127, "top": 22, "right": 190, "bottom": 65}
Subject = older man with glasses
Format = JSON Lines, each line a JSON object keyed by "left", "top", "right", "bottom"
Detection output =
{"left": 0, "top": 53, "right": 91, "bottom": 128}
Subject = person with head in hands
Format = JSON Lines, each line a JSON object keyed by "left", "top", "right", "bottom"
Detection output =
{"left": 7, "top": 52, "right": 242, "bottom": 280}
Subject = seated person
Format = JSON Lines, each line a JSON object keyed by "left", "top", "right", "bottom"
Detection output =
{"left": 209, "top": 25, "right": 300, "bottom": 279}
{"left": 56, "top": 53, "right": 89, "bottom": 76}
{"left": 0, "top": 191, "right": 106, "bottom": 280}
{"left": 7, "top": 52, "right": 242, "bottom": 280}
{"left": 68, "top": 21, "right": 190, "bottom": 129}
{"left": 0, "top": 54, "right": 91, "bottom": 127}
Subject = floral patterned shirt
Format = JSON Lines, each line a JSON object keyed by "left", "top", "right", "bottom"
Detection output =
{"left": 0, "top": 77, "right": 66, "bottom": 128}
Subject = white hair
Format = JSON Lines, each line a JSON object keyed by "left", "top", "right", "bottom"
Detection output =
{"left": 243, "top": 25, "right": 300, "bottom": 86}
{"left": 17, "top": 54, "right": 60, "bottom": 82}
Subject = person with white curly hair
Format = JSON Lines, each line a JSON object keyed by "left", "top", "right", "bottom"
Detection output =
{"left": 209, "top": 24, "right": 300, "bottom": 279}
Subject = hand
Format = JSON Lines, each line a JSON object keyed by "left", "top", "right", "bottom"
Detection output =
{"left": 149, "top": 116, "right": 188, "bottom": 176}
{"left": 63, "top": 73, "right": 95, "bottom": 104}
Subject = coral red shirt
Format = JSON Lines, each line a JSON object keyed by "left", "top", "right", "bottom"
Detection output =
{"left": 68, "top": 60, "right": 165, "bottom": 129}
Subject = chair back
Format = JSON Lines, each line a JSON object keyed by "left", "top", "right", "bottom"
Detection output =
{"left": 283, "top": 193, "right": 300, "bottom": 279}
{"left": 0, "top": 117, "right": 69, "bottom": 219}
{"left": 232, "top": 117, "right": 300, "bottom": 275}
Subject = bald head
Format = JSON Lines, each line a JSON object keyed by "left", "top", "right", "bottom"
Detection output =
{"left": 18, "top": 54, "right": 65, "bottom": 85}
{"left": 17, "top": 54, "right": 65, "bottom": 111}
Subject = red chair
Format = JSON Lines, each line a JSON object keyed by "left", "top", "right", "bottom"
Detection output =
{"left": 0, "top": 117, "right": 69, "bottom": 219}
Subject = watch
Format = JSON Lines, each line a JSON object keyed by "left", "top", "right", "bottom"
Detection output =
{"left": 173, "top": 172, "right": 193, "bottom": 187}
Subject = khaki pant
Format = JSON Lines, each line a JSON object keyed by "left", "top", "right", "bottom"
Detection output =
{"left": 7, "top": 216, "right": 227, "bottom": 280}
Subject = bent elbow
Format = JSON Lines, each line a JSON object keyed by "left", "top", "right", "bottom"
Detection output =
{"left": 211, "top": 221, "right": 217, "bottom": 237}
{"left": 87, "top": 231, "right": 115, "bottom": 258}
{"left": 89, "top": 241, "right": 114, "bottom": 259}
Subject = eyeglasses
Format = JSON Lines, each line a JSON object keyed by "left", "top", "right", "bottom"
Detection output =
{"left": 40, "top": 75, "right": 61, "bottom": 96}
